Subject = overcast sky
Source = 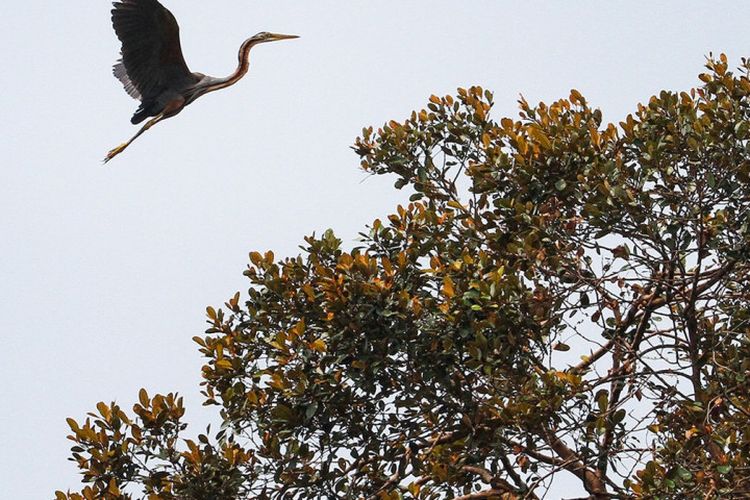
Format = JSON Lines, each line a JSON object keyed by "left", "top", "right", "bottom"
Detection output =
{"left": 2, "top": 1, "right": 750, "bottom": 498}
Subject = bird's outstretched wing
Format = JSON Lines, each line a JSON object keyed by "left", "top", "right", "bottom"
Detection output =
{"left": 111, "top": 0, "right": 194, "bottom": 101}
{"left": 113, "top": 60, "right": 141, "bottom": 100}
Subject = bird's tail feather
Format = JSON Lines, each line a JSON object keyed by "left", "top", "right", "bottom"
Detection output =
{"left": 131, "top": 102, "right": 155, "bottom": 125}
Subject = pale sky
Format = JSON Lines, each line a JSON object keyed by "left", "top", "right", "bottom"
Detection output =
{"left": 2, "top": 1, "right": 750, "bottom": 498}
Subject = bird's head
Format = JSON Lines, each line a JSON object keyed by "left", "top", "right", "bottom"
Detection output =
{"left": 249, "top": 32, "right": 300, "bottom": 44}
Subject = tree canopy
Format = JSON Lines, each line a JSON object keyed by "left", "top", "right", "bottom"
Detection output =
{"left": 59, "top": 55, "right": 750, "bottom": 499}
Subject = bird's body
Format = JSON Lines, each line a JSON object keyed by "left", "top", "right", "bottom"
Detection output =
{"left": 105, "top": 0, "right": 298, "bottom": 162}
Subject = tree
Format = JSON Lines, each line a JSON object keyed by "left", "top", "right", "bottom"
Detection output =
{"left": 59, "top": 55, "right": 750, "bottom": 499}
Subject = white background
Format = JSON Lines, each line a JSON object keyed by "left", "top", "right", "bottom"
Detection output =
{"left": 1, "top": 1, "right": 749, "bottom": 498}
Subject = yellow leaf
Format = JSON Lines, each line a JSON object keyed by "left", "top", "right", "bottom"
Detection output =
{"left": 411, "top": 297, "right": 422, "bottom": 316}
{"left": 443, "top": 277, "right": 455, "bottom": 298}
{"left": 501, "top": 117, "right": 514, "bottom": 130}
{"left": 229, "top": 291, "right": 240, "bottom": 309}
{"left": 408, "top": 482, "right": 421, "bottom": 496}
{"left": 311, "top": 339, "right": 327, "bottom": 352}
{"left": 247, "top": 390, "right": 259, "bottom": 404}
{"left": 338, "top": 253, "right": 353, "bottom": 269}
{"left": 475, "top": 103, "right": 486, "bottom": 120}
{"left": 685, "top": 426, "right": 699, "bottom": 439}
{"left": 96, "top": 402, "right": 110, "bottom": 420}
{"left": 528, "top": 125, "right": 552, "bottom": 150}
{"left": 291, "top": 320, "right": 305, "bottom": 337}
{"left": 108, "top": 478, "right": 120, "bottom": 495}
{"left": 516, "top": 134, "right": 528, "bottom": 155}
{"left": 138, "top": 388, "right": 149, "bottom": 408}
{"left": 570, "top": 88, "right": 584, "bottom": 104}
{"left": 216, "top": 359, "right": 233, "bottom": 370}
{"left": 589, "top": 126, "right": 600, "bottom": 146}
{"left": 302, "top": 284, "right": 316, "bottom": 300}
{"left": 66, "top": 418, "right": 80, "bottom": 432}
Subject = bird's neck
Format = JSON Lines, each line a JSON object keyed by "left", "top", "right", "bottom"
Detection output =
{"left": 207, "top": 39, "right": 257, "bottom": 92}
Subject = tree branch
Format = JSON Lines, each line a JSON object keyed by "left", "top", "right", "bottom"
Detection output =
{"left": 450, "top": 489, "right": 513, "bottom": 500}
{"left": 541, "top": 428, "right": 607, "bottom": 497}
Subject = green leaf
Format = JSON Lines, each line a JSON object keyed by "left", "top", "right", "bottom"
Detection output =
{"left": 717, "top": 464, "right": 732, "bottom": 474}
{"left": 676, "top": 466, "right": 692, "bottom": 481}
{"left": 612, "top": 409, "right": 626, "bottom": 424}
{"left": 305, "top": 402, "right": 319, "bottom": 421}
{"left": 706, "top": 171, "right": 716, "bottom": 188}
{"left": 596, "top": 390, "right": 609, "bottom": 412}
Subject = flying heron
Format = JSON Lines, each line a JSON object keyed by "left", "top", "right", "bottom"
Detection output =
{"left": 104, "top": 0, "right": 298, "bottom": 163}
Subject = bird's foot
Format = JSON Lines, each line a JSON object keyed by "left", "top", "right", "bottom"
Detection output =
{"left": 103, "top": 143, "right": 128, "bottom": 164}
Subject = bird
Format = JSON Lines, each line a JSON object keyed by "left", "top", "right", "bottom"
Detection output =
{"left": 104, "top": 0, "right": 298, "bottom": 163}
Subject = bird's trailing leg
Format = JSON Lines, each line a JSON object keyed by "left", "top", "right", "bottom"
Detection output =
{"left": 103, "top": 112, "right": 166, "bottom": 163}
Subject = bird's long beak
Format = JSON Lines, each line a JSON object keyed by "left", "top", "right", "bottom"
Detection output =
{"left": 268, "top": 33, "right": 300, "bottom": 41}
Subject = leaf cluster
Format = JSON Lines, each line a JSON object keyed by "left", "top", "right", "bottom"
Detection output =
{"left": 60, "top": 55, "right": 750, "bottom": 499}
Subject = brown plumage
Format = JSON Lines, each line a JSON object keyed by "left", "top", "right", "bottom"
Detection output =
{"left": 105, "top": 0, "right": 298, "bottom": 163}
